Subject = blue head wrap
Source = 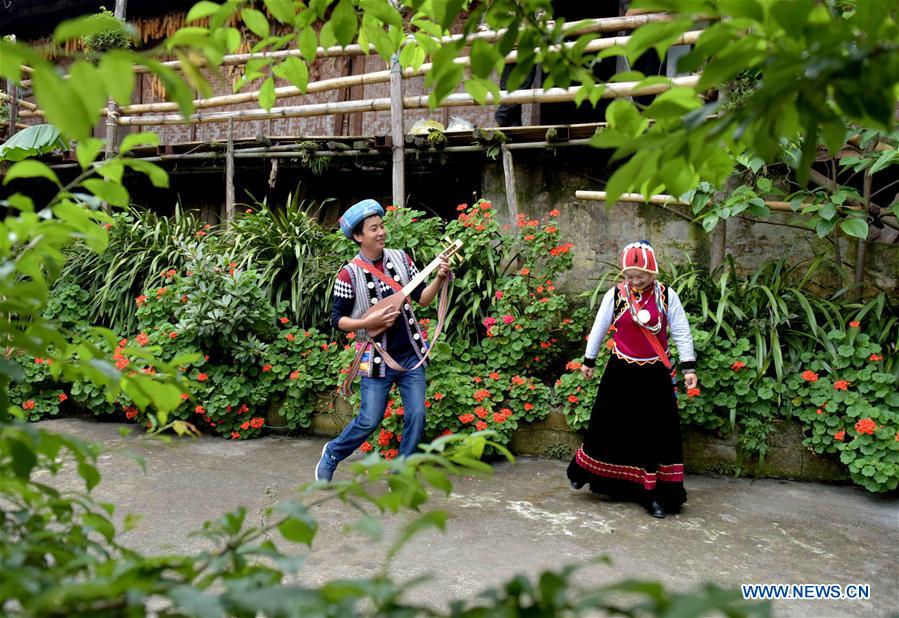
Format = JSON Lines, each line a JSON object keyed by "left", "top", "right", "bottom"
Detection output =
{"left": 339, "top": 199, "right": 385, "bottom": 239}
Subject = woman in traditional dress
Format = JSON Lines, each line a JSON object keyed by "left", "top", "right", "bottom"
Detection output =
{"left": 567, "top": 241, "right": 698, "bottom": 518}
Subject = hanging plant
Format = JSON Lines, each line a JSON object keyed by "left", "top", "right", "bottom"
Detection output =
{"left": 81, "top": 7, "right": 133, "bottom": 55}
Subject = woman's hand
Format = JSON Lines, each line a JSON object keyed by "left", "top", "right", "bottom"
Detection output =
{"left": 684, "top": 371, "right": 698, "bottom": 389}
{"left": 580, "top": 365, "right": 595, "bottom": 380}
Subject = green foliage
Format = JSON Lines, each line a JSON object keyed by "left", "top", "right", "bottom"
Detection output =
{"left": 81, "top": 7, "right": 133, "bottom": 54}
{"left": 785, "top": 328, "right": 898, "bottom": 492}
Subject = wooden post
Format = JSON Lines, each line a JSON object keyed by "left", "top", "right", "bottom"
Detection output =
{"left": 501, "top": 143, "right": 520, "bottom": 234}
{"left": 104, "top": 0, "right": 128, "bottom": 157}
{"left": 6, "top": 35, "right": 18, "bottom": 138}
{"left": 225, "top": 117, "right": 235, "bottom": 223}
{"left": 855, "top": 172, "right": 872, "bottom": 295}
{"left": 389, "top": 53, "right": 404, "bottom": 207}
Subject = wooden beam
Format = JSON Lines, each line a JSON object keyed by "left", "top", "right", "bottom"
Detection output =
{"left": 225, "top": 117, "right": 235, "bottom": 223}
{"left": 389, "top": 53, "right": 405, "bottom": 208}
{"left": 575, "top": 190, "right": 863, "bottom": 213}
{"left": 501, "top": 143, "right": 520, "bottom": 235}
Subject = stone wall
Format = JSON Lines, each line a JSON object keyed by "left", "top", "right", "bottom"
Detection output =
{"left": 274, "top": 397, "right": 849, "bottom": 484}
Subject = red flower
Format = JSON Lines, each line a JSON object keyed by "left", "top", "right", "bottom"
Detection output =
{"left": 565, "top": 360, "right": 582, "bottom": 371}
{"left": 180, "top": 393, "right": 190, "bottom": 401}
{"left": 895, "top": 431, "right": 899, "bottom": 442}
{"left": 118, "top": 338, "right": 128, "bottom": 347}
{"left": 156, "top": 287, "right": 168, "bottom": 297}
{"left": 125, "top": 407, "right": 138, "bottom": 420}
{"left": 434, "top": 392, "right": 445, "bottom": 401}
{"left": 511, "top": 375, "right": 526, "bottom": 386}
{"left": 395, "top": 406, "right": 404, "bottom": 416}
{"left": 135, "top": 294, "right": 148, "bottom": 307}
{"left": 480, "top": 201, "right": 492, "bottom": 210}
{"left": 686, "top": 387, "right": 701, "bottom": 398}
{"left": 279, "top": 317, "right": 290, "bottom": 324}
{"left": 523, "top": 402, "right": 534, "bottom": 411}
{"left": 22, "top": 400, "right": 35, "bottom": 410}
{"left": 58, "top": 392, "right": 67, "bottom": 402}
{"left": 262, "top": 364, "right": 272, "bottom": 372}
{"left": 386, "top": 205, "right": 397, "bottom": 211}
{"left": 545, "top": 226, "right": 557, "bottom": 234}
{"left": 473, "top": 389, "right": 491, "bottom": 402}
{"left": 458, "top": 413, "right": 475, "bottom": 424}
{"left": 475, "top": 406, "right": 488, "bottom": 419}
{"left": 834, "top": 430, "right": 845, "bottom": 442}
{"left": 181, "top": 294, "right": 188, "bottom": 303}
{"left": 489, "top": 372, "right": 501, "bottom": 380}
{"left": 169, "top": 331, "right": 178, "bottom": 339}
{"left": 816, "top": 408, "right": 823, "bottom": 415}
{"left": 231, "top": 431, "right": 241, "bottom": 439}
{"left": 493, "top": 412, "right": 506, "bottom": 423}
{"left": 549, "top": 209, "right": 560, "bottom": 216}
{"left": 135, "top": 332, "right": 150, "bottom": 346}
{"left": 730, "top": 360, "right": 746, "bottom": 371}
{"left": 197, "top": 373, "right": 209, "bottom": 382}
{"left": 245, "top": 208, "right": 253, "bottom": 213}
{"left": 482, "top": 317, "right": 496, "bottom": 328}
{"left": 605, "top": 339, "right": 616, "bottom": 350}
{"left": 115, "top": 357, "right": 129, "bottom": 369}
{"left": 801, "top": 370, "right": 819, "bottom": 383}
{"left": 360, "top": 441, "right": 373, "bottom": 452}
{"left": 383, "top": 449, "right": 399, "bottom": 460}
{"left": 475, "top": 420, "right": 488, "bottom": 431}
{"left": 241, "top": 421, "right": 250, "bottom": 430}
{"left": 377, "top": 429, "right": 394, "bottom": 446}
{"left": 833, "top": 380, "right": 849, "bottom": 391}
{"left": 289, "top": 369, "right": 300, "bottom": 380}
{"left": 495, "top": 291, "right": 503, "bottom": 300}
{"left": 524, "top": 234, "right": 536, "bottom": 241}
{"left": 869, "top": 353, "right": 883, "bottom": 362}
{"left": 854, "top": 418, "right": 876, "bottom": 435}
{"left": 286, "top": 333, "right": 295, "bottom": 342}
{"left": 473, "top": 376, "right": 482, "bottom": 383}
{"left": 456, "top": 204, "right": 468, "bottom": 212}
{"left": 502, "top": 314, "right": 514, "bottom": 324}
{"left": 519, "top": 267, "right": 530, "bottom": 276}
{"left": 849, "top": 321, "right": 860, "bottom": 328}
{"left": 34, "top": 357, "right": 44, "bottom": 364}
{"left": 347, "top": 332, "right": 356, "bottom": 340}
{"left": 250, "top": 417, "right": 264, "bottom": 429}
{"left": 568, "top": 395, "right": 579, "bottom": 403}
{"left": 195, "top": 405, "right": 205, "bottom": 414}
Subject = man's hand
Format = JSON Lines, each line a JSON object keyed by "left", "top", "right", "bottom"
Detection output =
{"left": 684, "top": 372, "right": 699, "bottom": 389}
{"left": 435, "top": 258, "right": 451, "bottom": 281}
{"left": 366, "top": 304, "right": 400, "bottom": 330}
{"left": 580, "top": 365, "right": 595, "bottom": 380}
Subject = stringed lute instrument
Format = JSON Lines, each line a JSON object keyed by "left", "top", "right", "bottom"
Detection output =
{"left": 362, "top": 239, "right": 463, "bottom": 337}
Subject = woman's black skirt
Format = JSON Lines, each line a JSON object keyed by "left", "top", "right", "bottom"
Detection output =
{"left": 567, "top": 354, "right": 687, "bottom": 510}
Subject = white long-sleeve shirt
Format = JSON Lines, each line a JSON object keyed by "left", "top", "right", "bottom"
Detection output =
{"left": 584, "top": 285, "right": 696, "bottom": 366}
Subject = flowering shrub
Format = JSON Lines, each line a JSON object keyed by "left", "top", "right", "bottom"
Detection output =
{"left": 785, "top": 328, "right": 898, "bottom": 492}
{"left": 555, "top": 359, "right": 601, "bottom": 431}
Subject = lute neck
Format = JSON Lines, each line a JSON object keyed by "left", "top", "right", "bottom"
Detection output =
{"left": 401, "top": 256, "right": 442, "bottom": 296}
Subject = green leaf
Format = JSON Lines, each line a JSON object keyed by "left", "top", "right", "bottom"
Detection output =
{"left": 258, "top": 77, "right": 276, "bottom": 111}
{"left": 264, "top": 0, "right": 297, "bottom": 24}
{"left": 8, "top": 438, "right": 37, "bottom": 478}
{"left": 839, "top": 218, "right": 868, "bottom": 239}
{"left": 83, "top": 512, "right": 115, "bottom": 541}
{"left": 298, "top": 27, "right": 318, "bottom": 61}
{"left": 124, "top": 159, "right": 170, "bottom": 188}
{"left": 82, "top": 178, "right": 130, "bottom": 207}
{"left": 273, "top": 57, "right": 309, "bottom": 92}
{"left": 32, "top": 70, "right": 93, "bottom": 141}
{"left": 3, "top": 160, "right": 61, "bottom": 186}
{"left": 186, "top": 1, "right": 223, "bottom": 22}
{"left": 78, "top": 460, "right": 101, "bottom": 491}
{"left": 241, "top": 8, "right": 271, "bottom": 39}
{"left": 359, "top": 0, "right": 403, "bottom": 27}
{"left": 119, "top": 132, "right": 160, "bottom": 155}
{"left": 278, "top": 514, "right": 318, "bottom": 545}
{"left": 469, "top": 39, "right": 499, "bottom": 79}
{"left": 330, "top": 0, "right": 358, "bottom": 46}
{"left": 99, "top": 51, "right": 135, "bottom": 106}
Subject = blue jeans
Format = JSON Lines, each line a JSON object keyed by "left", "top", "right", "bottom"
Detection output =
{"left": 326, "top": 356, "right": 426, "bottom": 462}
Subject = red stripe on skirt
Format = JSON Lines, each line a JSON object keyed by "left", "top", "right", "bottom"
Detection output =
{"left": 575, "top": 447, "right": 684, "bottom": 489}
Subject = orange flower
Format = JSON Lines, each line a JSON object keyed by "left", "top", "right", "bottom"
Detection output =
{"left": 135, "top": 332, "right": 150, "bottom": 346}
{"left": 22, "top": 400, "right": 35, "bottom": 410}
{"left": 279, "top": 317, "right": 290, "bottom": 324}
{"left": 135, "top": 294, "right": 148, "bottom": 307}
{"left": 568, "top": 395, "right": 579, "bottom": 403}
{"left": 197, "top": 373, "right": 209, "bottom": 382}
{"left": 816, "top": 408, "right": 823, "bottom": 415}
{"left": 849, "top": 321, "right": 860, "bottom": 328}
{"left": 605, "top": 339, "right": 616, "bottom": 350}
{"left": 472, "top": 376, "right": 482, "bottom": 383}
{"left": 524, "top": 235, "right": 536, "bottom": 241}
{"left": 730, "top": 360, "right": 746, "bottom": 371}
{"left": 549, "top": 209, "right": 560, "bottom": 216}
{"left": 386, "top": 205, "right": 397, "bottom": 211}
{"left": 456, "top": 204, "right": 468, "bottom": 212}
{"left": 854, "top": 418, "right": 876, "bottom": 435}
{"left": 489, "top": 372, "right": 501, "bottom": 380}
{"left": 833, "top": 380, "right": 849, "bottom": 391}
{"left": 801, "top": 370, "right": 819, "bottom": 382}
{"left": 458, "top": 413, "right": 475, "bottom": 424}
{"left": 156, "top": 287, "right": 168, "bottom": 297}
{"left": 473, "top": 389, "right": 491, "bottom": 402}
{"left": 869, "top": 353, "right": 883, "bottom": 362}
{"left": 347, "top": 332, "right": 356, "bottom": 340}
{"left": 545, "top": 226, "right": 557, "bottom": 234}
{"left": 360, "top": 441, "right": 373, "bottom": 452}
{"left": 519, "top": 267, "right": 530, "bottom": 276}
{"left": 195, "top": 405, "right": 205, "bottom": 414}
{"left": 475, "top": 406, "right": 488, "bottom": 419}
{"left": 686, "top": 387, "right": 701, "bottom": 398}
{"left": 180, "top": 393, "right": 190, "bottom": 401}
{"left": 286, "top": 333, "right": 295, "bottom": 342}
{"left": 434, "top": 392, "right": 445, "bottom": 401}
{"left": 476, "top": 420, "right": 488, "bottom": 431}
{"left": 169, "top": 332, "right": 178, "bottom": 339}
{"left": 231, "top": 432, "right": 240, "bottom": 439}
{"left": 511, "top": 375, "right": 526, "bottom": 386}
{"left": 262, "top": 364, "right": 272, "bottom": 372}
{"left": 480, "top": 201, "right": 492, "bottom": 210}
{"left": 834, "top": 430, "right": 845, "bottom": 441}
{"left": 565, "top": 360, "right": 582, "bottom": 371}
{"left": 289, "top": 370, "right": 300, "bottom": 380}
{"left": 523, "top": 402, "right": 534, "bottom": 411}
{"left": 493, "top": 412, "right": 506, "bottom": 423}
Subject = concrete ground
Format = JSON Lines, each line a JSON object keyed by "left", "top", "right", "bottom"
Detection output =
{"left": 34, "top": 418, "right": 898, "bottom": 617}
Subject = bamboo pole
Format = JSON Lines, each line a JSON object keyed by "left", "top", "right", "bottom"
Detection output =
{"left": 104, "top": 0, "right": 128, "bottom": 158}
{"left": 0, "top": 91, "right": 37, "bottom": 111}
{"left": 117, "top": 75, "right": 701, "bottom": 126}
{"left": 119, "top": 29, "right": 705, "bottom": 115}
{"left": 126, "top": 13, "right": 677, "bottom": 76}
{"left": 5, "top": 35, "right": 18, "bottom": 138}
{"left": 501, "top": 143, "right": 520, "bottom": 234}
{"left": 575, "top": 191, "right": 864, "bottom": 213}
{"left": 390, "top": 53, "right": 405, "bottom": 208}
{"left": 225, "top": 117, "right": 235, "bottom": 222}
